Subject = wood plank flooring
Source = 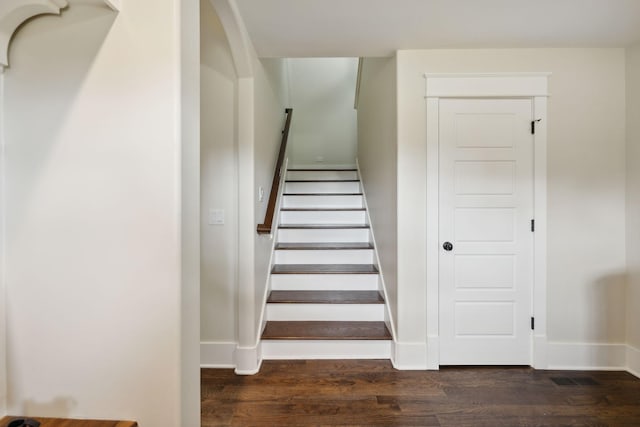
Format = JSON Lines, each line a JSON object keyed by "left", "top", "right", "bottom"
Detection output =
{"left": 201, "top": 360, "right": 640, "bottom": 426}
{"left": 0, "top": 417, "right": 136, "bottom": 427}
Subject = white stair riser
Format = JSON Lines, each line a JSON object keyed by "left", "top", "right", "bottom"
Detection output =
{"left": 280, "top": 210, "right": 366, "bottom": 224}
{"left": 270, "top": 274, "right": 379, "bottom": 291}
{"left": 262, "top": 340, "right": 392, "bottom": 359}
{"left": 287, "top": 171, "right": 358, "bottom": 181}
{"left": 282, "top": 195, "right": 363, "bottom": 209}
{"left": 277, "top": 228, "right": 370, "bottom": 243}
{"left": 266, "top": 304, "right": 384, "bottom": 321}
{"left": 284, "top": 181, "right": 361, "bottom": 194}
{"left": 274, "top": 249, "right": 374, "bottom": 264}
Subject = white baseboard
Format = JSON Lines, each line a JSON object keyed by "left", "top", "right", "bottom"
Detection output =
{"left": 234, "top": 344, "right": 262, "bottom": 375}
{"left": 200, "top": 341, "right": 236, "bottom": 368}
{"left": 627, "top": 344, "right": 640, "bottom": 378}
{"left": 546, "top": 342, "right": 627, "bottom": 371}
{"left": 392, "top": 341, "right": 428, "bottom": 370}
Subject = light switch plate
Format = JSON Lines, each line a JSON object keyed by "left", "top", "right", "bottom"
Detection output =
{"left": 208, "top": 209, "right": 224, "bottom": 225}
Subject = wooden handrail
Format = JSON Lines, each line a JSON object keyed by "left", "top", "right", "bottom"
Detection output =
{"left": 257, "top": 108, "right": 293, "bottom": 234}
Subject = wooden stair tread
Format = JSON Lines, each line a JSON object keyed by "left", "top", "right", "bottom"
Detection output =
{"left": 279, "top": 224, "right": 369, "bottom": 229}
{"left": 271, "top": 264, "right": 379, "bottom": 274}
{"left": 268, "top": 290, "right": 384, "bottom": 304}
{"left": 287, "top": 168, "right": 357, "bottom": 172}
{"left": 276, "top": 242, "right": 373, "bottom": 250}
{"left": 262, "top": 321, "right": 391, "bottom": 340}
{"left": 286, "top": 179, "right": 359, "bottom": 182}
{"left": 280, "top": 208, "right": 366, "bottom": 211}
{"left": 283, "top": 192, "right": 363, "bottom": 196}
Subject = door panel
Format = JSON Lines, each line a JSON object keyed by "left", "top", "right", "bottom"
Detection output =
{"left": 439, "top": 98, "right": 533, "bottom": 365}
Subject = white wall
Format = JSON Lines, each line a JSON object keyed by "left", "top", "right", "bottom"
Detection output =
{"left": 396, "top": 49, "right": 627, "bottom": 361}
{"left": 356, "top": 56, "right": 398, "bottom": 333}
{"left": 627, "top": 44, "right": 640, "bottom": 359}
{"left": 4, "top": 1, "right": 188, "bottom": 424}
{"left": 200, "top": 0, "right": 238, "bottom": 354}
{"left": 288, "top": 58, "right": 358, "bottom": 168}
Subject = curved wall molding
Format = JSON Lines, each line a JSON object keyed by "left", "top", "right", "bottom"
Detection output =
{"left": 0, "top": 0, "right": 120, "bottom": 71}
{"left": 0, "top": 0, "right": 68, "bottom": 70}
{"left": 210, "top": 0, "right": 254, "bottom": 78}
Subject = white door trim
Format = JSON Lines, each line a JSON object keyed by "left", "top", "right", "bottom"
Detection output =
{"left": 424, "top": 73, "right": 550, "bottom": 369}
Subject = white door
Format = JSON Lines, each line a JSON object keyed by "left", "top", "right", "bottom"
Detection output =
{"left": 439, "top": 98, "right": 534, "bottom": 365}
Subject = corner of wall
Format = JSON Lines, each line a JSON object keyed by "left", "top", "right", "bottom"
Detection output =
{"left": 392, "top": 341, "right": 428, "bottom": 370}
{"left": 103, "top": 0, "right": 121, "bottom": 11}
{"left": 0, "top": 66, "right": 6, "bottom": 416}
{"left": 234, "top": 343, "right": 262, "bottom": 375}
{"left": 625, "top": 44, "right": 640, "bottom": 375}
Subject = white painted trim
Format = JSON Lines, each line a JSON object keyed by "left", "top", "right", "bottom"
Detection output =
{"left": 425, "top": 97, "right": 440, "bottom": 369}
{"left": 200, "top": 342, "right": 236, "bottom": 368}
{"left": 179, "top": 1, "right": 201, "bottom": 424}
{"left": 236, "top": 77, "right": 256, "bottom": 352}
{"left": 0, "top": 67, "right": 6, "bottom": 413}
{"left": 424, "top": 73, "right": 551, "bottom": 98}
{"left": 532, "top": 95, "right": 549, "bottom": 369}
{"left": 354, "top": 57, "right": 363, "bottom": 109}
{"left": 355, "top": 159, "right": 398, "bottom": 342}
{"left": 627, "top": 345, "right": 640, "bottom": 378}
{"left": 234, "top": 343, "right": 262, "bottom": 375}
{"left": 209, "top": 0, "right": 254, "bottom": 78}
{"left": 547, "top": 342, "right": 627, "bottom": 371}
{"left": 426, "top": 335, "right": 439, "bottom": 370}
{"left": 424, "top": 73, "right": 550, "bottom": 369}
{"left": 392, "top": 341, "right": 428, "bottom": 370}
{"left": 533, "top": 335, "right": 549, "bottom": 369}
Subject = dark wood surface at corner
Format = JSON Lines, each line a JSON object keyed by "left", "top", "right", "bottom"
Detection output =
{"left": 0, "top": 417, "right": 136, "bottom": 427}
{"left": 201, "top": 360, "right": 640, "bottom": 426}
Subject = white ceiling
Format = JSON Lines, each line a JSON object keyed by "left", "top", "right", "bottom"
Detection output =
{"left": 235, "top": 0, "right": 640, "bottom": 57}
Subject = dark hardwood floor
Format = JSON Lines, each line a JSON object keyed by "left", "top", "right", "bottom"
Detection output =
{"left": 201, "top": 360, "right": 640, "bottom": 426}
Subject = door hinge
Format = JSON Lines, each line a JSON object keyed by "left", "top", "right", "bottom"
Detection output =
{"left": 531, "top": 219, "right": 535, "bottom": 232}
{"left": 531, "top": 317, "right": 535, "bottom": 330}
{"left": 531, "top": 119, "right": 541, "bottom": 135}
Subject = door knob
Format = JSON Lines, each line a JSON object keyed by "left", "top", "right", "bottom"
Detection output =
{"left": 443, "top": 242, "right": 453, "bottom": 251}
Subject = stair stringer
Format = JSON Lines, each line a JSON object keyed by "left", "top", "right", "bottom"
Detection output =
{"left": 355, "top": 160, "right": 399, "bottom": 352}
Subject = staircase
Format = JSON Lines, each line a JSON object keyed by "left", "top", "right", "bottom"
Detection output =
{"left": 261, "top": 168, "right": 392, "bottom": 360}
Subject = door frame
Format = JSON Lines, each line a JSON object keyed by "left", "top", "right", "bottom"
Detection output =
{"left": 424, "top": 73, "right": 550, "bottom": 369}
